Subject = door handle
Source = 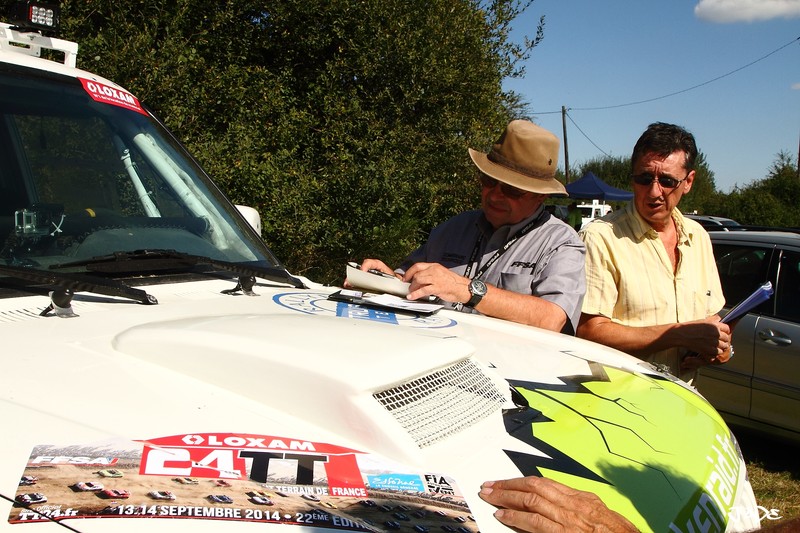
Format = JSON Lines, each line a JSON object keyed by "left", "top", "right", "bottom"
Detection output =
{"left": 757, "top": 329, "right": 792, "bottom": 346}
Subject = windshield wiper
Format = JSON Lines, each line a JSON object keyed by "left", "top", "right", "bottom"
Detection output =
{"left": 0, "top": 264, "right": 157, "bottom": 306}
{"left": 49, "top": 249, "right": 307, "bottom": 289}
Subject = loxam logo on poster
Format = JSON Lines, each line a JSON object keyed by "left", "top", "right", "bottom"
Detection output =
{"left": 11, "top": 433, "right": 472, "bottom": 530}
{"left": 139, "top": 433, "right": 366, "bottom": 494}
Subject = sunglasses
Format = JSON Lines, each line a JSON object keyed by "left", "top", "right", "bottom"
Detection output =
{"left": 478, "top": 173, "right": 528, "bottom": 199}
{"left": 631, "top": 172, "right": 689, "bottom": 189}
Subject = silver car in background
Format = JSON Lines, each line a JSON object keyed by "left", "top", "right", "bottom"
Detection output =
{"left": 685, "top": 214, "right": 743, "bottom": 231}
{"left": 697, "top": 230, "right": 800, "bottom": 443}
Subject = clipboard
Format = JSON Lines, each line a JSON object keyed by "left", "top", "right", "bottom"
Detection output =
{"left": 328, "top": 289, "right": 443, "bottom": 316}
{"left": 721, "top": 281, "right": 773, "bottom": 323}
{"left": 683, "top": 281, "right": 773, "bottom": 361}
{"left": 345, "top": 262, "right": 410, "bottom": 297}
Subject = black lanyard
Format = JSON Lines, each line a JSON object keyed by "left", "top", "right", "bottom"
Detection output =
{"left": 464, "top": 210, "right": 548, "bottom": 280}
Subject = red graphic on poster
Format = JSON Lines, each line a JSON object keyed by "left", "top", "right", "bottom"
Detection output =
{"left": 139, "top": 433, "right": 367, "bottom": 495}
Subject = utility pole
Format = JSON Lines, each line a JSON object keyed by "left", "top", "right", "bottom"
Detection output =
{"left": 561, "top": 106, "right": 570, "bottom": 183}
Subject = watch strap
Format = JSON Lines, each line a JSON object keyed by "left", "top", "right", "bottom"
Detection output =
{"left": 466, "top": 279, "right": 486, "bottom": 307}
{"left": 466, "top": 292, "right": 483, "bottom": 307}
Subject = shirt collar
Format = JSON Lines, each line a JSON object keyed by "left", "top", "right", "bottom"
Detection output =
{"left": 626, "top": 203, "right": 692, "bottom": 245}
{"left": 479, "top": 205, "right": 545, "bottom": 241}
{"left": 626, "top": 202, "right": 656, "bottom": 240}
{"left": 672, "top": 209, "right": 693, "bottom": 246}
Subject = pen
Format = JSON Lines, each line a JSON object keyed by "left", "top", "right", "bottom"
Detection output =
{"left": 368, "top": 268, "right": 398, "bottom": 279}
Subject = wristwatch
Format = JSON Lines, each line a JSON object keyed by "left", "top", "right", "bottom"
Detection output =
{"left": 466, "top": 279, "right": 487, "bottom": 308}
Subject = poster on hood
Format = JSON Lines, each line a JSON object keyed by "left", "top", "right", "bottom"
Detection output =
{"left": 9, "top": 433, "right": 474, "bottom": 531}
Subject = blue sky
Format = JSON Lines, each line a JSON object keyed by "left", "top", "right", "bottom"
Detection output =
{"left": 504, "top": 0, "right": 800, "bottom": 192}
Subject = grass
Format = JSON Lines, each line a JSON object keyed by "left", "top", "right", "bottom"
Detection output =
{"left": 734, "top": 428, "right": 800, "bottom": 526}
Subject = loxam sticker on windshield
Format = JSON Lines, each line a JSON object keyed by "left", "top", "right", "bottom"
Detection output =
{"left": 79, "top": 78, "right": 147, "bottom": 116}
{"left": 10, "top": 433, "right": 472, "bottom": 530}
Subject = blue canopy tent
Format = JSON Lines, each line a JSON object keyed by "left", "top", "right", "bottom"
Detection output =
{"left": 565, "top": 172, "right": 633, "bottom": 201}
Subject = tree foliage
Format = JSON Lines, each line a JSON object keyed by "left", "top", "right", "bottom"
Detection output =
{"left": 672, "top": 152, "right": 717, "bottom": 215}
{"left": 577, "top": 155, "right": 630, "bottom": 190}
{"left": 15, "top": 0, "right": 543, "bottom": 283}
{"left": 722, "top": 151, "right": 800, "bottom": 227}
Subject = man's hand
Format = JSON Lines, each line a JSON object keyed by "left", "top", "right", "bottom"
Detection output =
{"left": 478, "top": 477, "right": 639, "bottom": 533}
{"left": 677, "top": 315, "right": 733, "bottom": 371}
{"left": 403, "top": 262, "right": 470, "bottom": 304}
{"left": 404, "top": 262, "right": 567, "bottom": 331}
{"left": 578, "top": 313, "right": 731, "bottom": 365}
{"left": 343, "top": 259, "right": 402, "bottom": 289}
{"left": 353, "top": 260, "right": 568, "bottom": 331}
{"left": 680, "top": 344, "right": 733, "bottom": 371}
{"left": 674, "top": 315, "right": 731, "bottom": 356}
{"left": 358, "top": 259, "right": 398, "bottom": 277}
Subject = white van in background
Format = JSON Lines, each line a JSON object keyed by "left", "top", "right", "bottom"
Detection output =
{"left": 578, "top": 199, "right": 613, "bottom": 228}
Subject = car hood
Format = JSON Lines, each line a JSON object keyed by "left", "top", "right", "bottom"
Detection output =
{"left": 0, "top": 277, "right": 758, "bottom": 532}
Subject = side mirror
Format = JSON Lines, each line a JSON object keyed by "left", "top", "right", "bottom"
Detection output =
{"left": 235, "top": 205, "right": 262, "bottom": 235}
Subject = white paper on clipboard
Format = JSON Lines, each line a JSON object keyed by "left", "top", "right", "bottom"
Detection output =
{"left": 345, "top": 262, "right": 410, "bottom": 297}
{"left": 722, "top": 281, "right": 773, "bottom": 323}
{"left": 328, "top": 289, "right": 442, "bottom": 315}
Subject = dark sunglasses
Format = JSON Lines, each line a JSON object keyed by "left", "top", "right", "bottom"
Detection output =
{"left": 631, "top": 172, "right": 689, "bottom": 189}
{"left": 478, "top": 173, "right": 528, "bottom": 199}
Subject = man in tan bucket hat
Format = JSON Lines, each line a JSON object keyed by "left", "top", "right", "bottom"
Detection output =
{"left": 357, "top": 120, "right": 585, "bottom": 334}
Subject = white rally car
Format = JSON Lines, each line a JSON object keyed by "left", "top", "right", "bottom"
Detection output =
{"left": 0, "top": 4, "right": 759, "bottom": 532}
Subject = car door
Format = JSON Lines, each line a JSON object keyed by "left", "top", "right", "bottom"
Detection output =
{"left": 749, "top": 249, "right": 800, "bottom": 434}
{"left": 697, "top": 243, "right": 773, "bottom": 419}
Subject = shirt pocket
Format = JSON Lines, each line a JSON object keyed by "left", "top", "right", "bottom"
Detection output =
{"left": 687, "top": 287, "right": 714, "bottom": 320}
{"left": 498, "top": 272, "right": 534, "bottom": 294}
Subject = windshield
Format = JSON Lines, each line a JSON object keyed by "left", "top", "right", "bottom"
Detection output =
{"left": 0, "top": 63, "right": 281, "bottom": 275}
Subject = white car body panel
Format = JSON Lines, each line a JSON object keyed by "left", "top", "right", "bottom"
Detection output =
{"left": 1, "top": 279, "right": 759, "bottom": 532}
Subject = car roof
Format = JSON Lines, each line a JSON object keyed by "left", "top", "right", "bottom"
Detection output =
{"left": 709, "top": 230, "right": 800, "bottom": 249}
{"left": 1, "top": 23, "right": 125, "bottom": 92}
{"left": 685, "top": 214, "right": 740, "bottom": 225}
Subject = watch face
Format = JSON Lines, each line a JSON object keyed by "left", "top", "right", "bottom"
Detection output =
{"left": 470, "top": 279, "right": 487, "bottom": 296}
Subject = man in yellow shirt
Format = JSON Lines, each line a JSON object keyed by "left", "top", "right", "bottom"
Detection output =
{"left": 577, "top": 122, "right": 731, "bottom": 382}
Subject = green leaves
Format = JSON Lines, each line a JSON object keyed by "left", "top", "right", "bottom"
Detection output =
{"left": 6, "top": 0, "right": 543, "bottom": 282}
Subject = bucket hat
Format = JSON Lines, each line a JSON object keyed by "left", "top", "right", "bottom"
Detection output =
{"left": 469, "top": 120, "right": 566, "bottom": 195}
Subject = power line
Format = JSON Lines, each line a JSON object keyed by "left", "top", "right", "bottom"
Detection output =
{"left": 565, "top": 112, "right": 610, "bottom": 157}
{"left": 576, "top": 35, "right": 799, "bottom": 111}
{"left": 541, "top": 36, "right": 799, "bottom": 164}
{"left": 537, "top": 35, "right": 799, "bottom": 114}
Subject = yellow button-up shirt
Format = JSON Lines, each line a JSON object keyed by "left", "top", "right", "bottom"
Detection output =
{"left": 579, "top": 202, "right": 724, "bottom": 381}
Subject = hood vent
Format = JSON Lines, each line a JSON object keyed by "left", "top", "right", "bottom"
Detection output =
{"left": 374, "top": 359, "right": 505, "bottom": 448}
{"left": 0, "top": 306, "right": 46, "bottom": 323}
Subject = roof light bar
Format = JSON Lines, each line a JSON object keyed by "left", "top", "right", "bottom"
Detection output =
{"left": 9, "top": 1, "right": 60, "bottom": 35}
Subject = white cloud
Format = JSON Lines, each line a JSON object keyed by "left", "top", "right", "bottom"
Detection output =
{"left": 695, "top": 0, "right": 800, "bottom": 23}
{"left": 792, "top": 82, "right": 800, "bottom": 90}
